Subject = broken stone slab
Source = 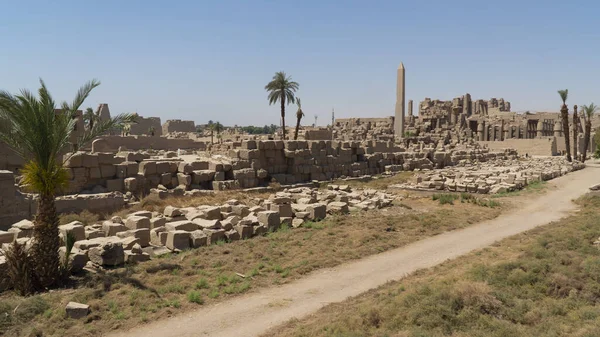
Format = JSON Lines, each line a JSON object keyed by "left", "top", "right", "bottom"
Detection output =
{"left": 0, "top": 231, "right": 15, "bottom": 244}
{"left": 116, "top": 229, "right": 150, "bottom": 247}
{"left": 292, "top": 218, "right": 304, "bottom": 228}
{"left": 590, "top": 183, "right": 600, "bottom": 191}
{"left": 234, "top": 224, "right": 253, "bottom": 239}
{"left": 150, "top": 217, "right": 166, "bottom": 229}
{"left": 163, "top": 206, "right": 182, "bottom": 217}
{"left": 231, "top": 204, "right": 251, "bottom": 217}
{"left": 307, "top": 204, "right": 327, "bottom": 221}
{"left": 202, "top": 228, "right": 226, "bottom": 245}
{"left": 150, "top": 227, "right": 167, "bottom": 246}
{"left": 129, "top": 210, "right": 153, "bottom": 219}
{"left": 85, "top": 229, "right": 104, "bottom": 240}
{"left": 199, "top": 206, "right": 222, "bottom": 220}
{"left": 88, "top": 241, "right": 125, "bottom": 266}
{"left": 102, "top": 221, "right": 128, "bottom": 236}
{"left": 327, "top": 201, "right": 349, "bottom": 214}
{"left": 66, "top": 302, "right": 90, "bottom": 319}
{"left": 165, "top": 220, "right": 198, "bottom": 232}
{"left": 225, "top": 229, "right": 240, "bottom": 242}
{"left": 59, "top": 247, "right": 88, "bottom": 273}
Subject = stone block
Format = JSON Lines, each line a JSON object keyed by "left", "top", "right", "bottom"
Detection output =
{"left": 106, "top": 179, "right": 124, "bottom": 192}
{"left": 166, "top": 220, "right": 198, "bottom": 232}
{"left": 193, "top": 218, "right": 221, "bottom": 230}
{"left": 0, "top": 230, "right": 16, "bottom": 244}
{"left": 166, "top": 230, "right": 190, "bottom": 251}
{"left": 177, "top": 173, "right": 192, "bottom": 186}
{"left": 150, "top": 227, "right": 167, "bottom": 246}
{"left": 190, "top": 230, "right": 208, "bottom": 248}
{"left": 225, "top": 229, "right": 240, "bottom": 241}
{"left": 202, "top": 228, "right": 226, "bottom": 245}
{"left": 59, "top": 221, "right": 86, "bottom": 242}
{"left": 270, "top": 203, "right": 293, "bottom": 217}
{"left": 65, "top": 302, "right": 90, "bottom": 319}
{"left": 150, "top": 217, "right": 166, "bottom": 229}
{"left": 125, "top": 250, "right": 151, "bottom": 263}
{"left": 231, "top": 204, "right": 250, "bottom": 217}
{"left": 201, "top": 206, "right": 223, "bottom": 220}
{"left": 234, "top": 224, "right": 253, "bottom": 239}
{"left": 125, "top": 216, "right": 151, "bottom": 230}
{"left": 139, "top": 161, "right": 157, "bottom": 176}
{"left": 307, "top": 203, "right": 327, "bottom": 220}
{"left": 102, "top": 221, "right": 128, "bottom": 236}
{"left": 257, "top": 211, "right": 280, "bottom": 231}
{"left": 327, "top": 201, "right": 349, "bottom": 214}
{"left": 164, "top": 206, "right": 182, "bottom": 217}
{"left": 100, "top": 165, "right": 116, "bottom": 178}
{"left": 88, "top": 241, "right": 125, "bottom": 266}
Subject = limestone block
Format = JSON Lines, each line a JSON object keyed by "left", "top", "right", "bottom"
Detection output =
{"left": 156, "top": 162, "right": 171, "bottom": 174}
{"left": 160, "top": 173, "right": 172, "bottom": 186}
{"left": 234, "top": 224, "right": 253, "bottom": 239}
{"left": 74, "top": 237, "right": 105, "bottom": 251}
{"left": 270, "top": 203, "right": 293, "bottom": 217}
{"left": 88, "top": 241, "right": 125, "bottom": 266}
{"left": 193, "top": 218, "right": 221, "bottom": 230}
{"left": 190, "top": 230, "right": 208, "bottom": 248}
{"left": 201, "top": 206, "right": 222, "bottom": 220}
{"left": 106, "top": 179, "right": 124, "bottom": 192}
{"left": 150, "top": 227, "right": 167, "bottom": 246}
{"left": 59, "top": 221, "right": 86, "bottom": 242}
{"left": 0, "top": 230, "right": 16, "bottom": 244}
{"left": 307, "top": 204, "right": 327, "bottom": 220}
{"left": 100, "top": 165, "right": 116, "bottom": 178}
{"left": 327, "top": 201, "right": 349, "bottom": 214}
{"left": 231, "top": 204, "right": 250, "bottom": 217}
{"left": 129, "top": 228, "right": 150, "bottom": 247}
{"left": 65, "top": 302, "right": 90, "bottom": 319}
{"left": 191, "top": 161, "right": 209, "bottom": 170}
{"left": 164, "top": 206, "right": 182, "bottom": 217}
{"left": 125, "top": 216, "right": 151, "bottom": 230}
{"left": 253, "top": 225, "right": 267, "bottom": 236}
{"left": 257, "top": 211, "right": 280, "bottom": 231}
{"left": 225, "top": 229, "right": 240, "bottom": 241}
{"left": 124, "top": 177, "right": 138, "bottom": 192}
{"left": 193, "top": 170, "right": 215, "bottom": 183}
{"left": 64, "top": 152, "right": 84, "bottom": 168}
{"left": 139, "top": 161, "right": 157, "bottom": 176}
{"left": 102, "top": 221, "right": 128, "bottom": 236}
{"left": 150, "top": 217, "right": 166, "bottom": 229}
{"left": 130, "top": 210, "right": 152, "bottom": 218}
{"left": 82, "top": 154, "right": 99, "bottom": 168}
{"left": 202, "top": 228, "right": 226, "bottom": 245}
{"left": 178, "top": 163, "right": 193, "bottom": 174}
{"left": 221, "top": 215, "right": 240, "bottom": 230}
{"left": 165, "top": 220, "right": 198, "bottom": 232}
{"left": 177, "top": 173, "right": 192, "bottom": 186}
{"left": 62, "top": 247, "right": 88, "bottom": 273}
{"left": 292, "top": 218, "right": 304, "bottom": 228}
{"left": 125, "top": 250, "right": 151, "bottom": 263}
{"left": 166, "top": 230, "right": 190, "bottom": 251}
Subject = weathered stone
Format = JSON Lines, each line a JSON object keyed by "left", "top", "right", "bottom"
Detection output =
{"left": 102, "top": 221, "right": 128, "bottom": 236}
{"left": 166, "top": 230, "right": 190, "bottom": 251}
{"left": 125, "top": 216, "right": 151, "bottom": 230}
{"left": 189, "top": 230, "right": 208, "bottom": 248}
{"left": 88, "top": 241, "right": 125, "bottom": 266}
{"left": 234, "top": 224, "right": 253, "bottom": 239}
{"left": 59, "top": 221, "right": 86, "bottom": 242}
{"left": 66, "top": 302, "right": 90, "bottom": 319}
{"left": 307, "top": 203, "right": 327, "bottom": 220}
{"left": 202, "top": 228, "right": 226, "bottom": 245}
{"left": 257, "top": 211, "right": 280, "bottom": 231}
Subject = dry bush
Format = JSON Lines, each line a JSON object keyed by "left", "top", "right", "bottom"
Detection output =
{"left": 4, "top": 242, "right": 34, "bottom": 296}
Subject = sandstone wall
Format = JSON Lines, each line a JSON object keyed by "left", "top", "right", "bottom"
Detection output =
{"left": 162, "top": 120, "right": 196, "bottom": 134}
{"left": 0, "top": 171, "right": 32, "bottom": 230}
{"left": 92, "top": 136, "right": 207, "bottom": 152}
{"left": 478, "top": 138, "right": 557, "bottom": 156}
{"left": 130, "top": 117, "right": 162, "bottom": 136}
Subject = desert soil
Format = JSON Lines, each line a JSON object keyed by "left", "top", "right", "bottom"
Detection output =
{"left": 107, "top": 164, "right": 600, "bottom": 337}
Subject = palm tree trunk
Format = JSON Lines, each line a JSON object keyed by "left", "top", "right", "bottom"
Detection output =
{"left": 561, "top": 105, "right": 572, "bottom": 162}
{"left": 211, "top": 130, "right": 214, "bottom": 144}
{"left": 294, "top": 117, "right": 301, "bottom": 140}
{"left": 30, "top": 191, "right": 61, "bottom": 289}
{"left": 573, "top": 106, "right": 578, "bottom": 160}
{"left": 583, "top": 121, "right": 591, "bottom": 162}
{"left": 281, "top": 96, "right": 286, "bottom": 140}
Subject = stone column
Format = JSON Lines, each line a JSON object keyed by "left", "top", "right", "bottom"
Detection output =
{"left": 500, "top": 120, "right": 505, "bottom": 141}
{"left": 408, "top": 100, "right": 413, "bottom": 116}
{"left": 394, "top": 62, "right": 406, "bottom": 137}
{"left": 554, "top": 120, "right": 562, "bottom": 137}
{"left": 477, "top": 122, "right": 484, "bottom": 141}
{"left": 463, "top": 93, "right": 472, "bottom": 116}
{"left": 484, "top": 123, "right": 489, "bottom": 141}
{"left": 536, "top": 120, "right": 543, "bottom": 138}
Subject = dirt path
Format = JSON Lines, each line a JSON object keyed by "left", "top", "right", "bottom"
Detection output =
{"left": 107, "top": 166, "right": 600, "bottom": 337}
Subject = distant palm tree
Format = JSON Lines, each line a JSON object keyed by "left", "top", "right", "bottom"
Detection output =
{"left": 208, "top": 121, "right": 215, "bottom": 144}
{"left": 558, "top": 89, "right": 572, "bottom": 162}
{"left": 215, "top": 122, "right": 224, "bottom": 144}
{"left": 83, "top": 107, "right": 100, "bottom": 130}
{"left": 265, "top": 72, "right": 299, "bottom": 140}
{"left": 294, "top": 98, "right": 304, "bottom": 140}
{"left": 581, "top": 103, "right": 598, "bottom": 162}
{"left": 0, "top": 79, "right": 134, "bottom": 288}
{"left": 573, "top": 105, "right": 579, "bottom": 160}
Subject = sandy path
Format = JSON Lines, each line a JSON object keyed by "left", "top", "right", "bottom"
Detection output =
{"left": 107, "top": 165, "right": 600, "bottom": 337}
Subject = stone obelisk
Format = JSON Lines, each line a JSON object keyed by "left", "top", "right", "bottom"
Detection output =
{"left": 394, "top": 62, "right": 406, "bottom": 137}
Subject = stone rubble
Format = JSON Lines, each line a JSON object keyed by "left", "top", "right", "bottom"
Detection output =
{"left": 0, "top": 185, "right": 396, "bottom": 268}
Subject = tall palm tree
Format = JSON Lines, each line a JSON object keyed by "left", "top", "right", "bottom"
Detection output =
{"left": 215, "top": 122, "right": 223, "bottom": 144}
{"left": 558, "top": 89, "right": 572, "bottom": 162}
{"left": 0, "top": 79, "right": 134, "bottom": 289}
{"left": 573, "top": 105, "right": 579, "bottom": 160}
{"left": 208, "top": 121, "right": 215, "bottom": 144}
{"left": 581, "top": 103, "right": 598, "bottom": 162}
{"left": 265, "top": 72, "right": 299, "bottom": 140}
{"left": 294, "top": 98, "right": 304, "bottom": 140}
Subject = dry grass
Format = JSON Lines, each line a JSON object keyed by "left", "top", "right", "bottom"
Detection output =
{"left": 0, "top": 195, "right": 501, "bottom": 337}
{"left": 264, "top": 195, "right": 600, "bottom": 337}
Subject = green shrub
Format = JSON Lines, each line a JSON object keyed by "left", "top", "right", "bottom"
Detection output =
{"left": 432, "top": 193, "right": 458, "bottom": 205}
{"left": 187, "top": 291, "right": 204, "bottom": 304}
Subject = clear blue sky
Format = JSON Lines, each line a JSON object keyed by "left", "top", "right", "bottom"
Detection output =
{"left": 1, "top": 1, "right": 598, "bottom": 127}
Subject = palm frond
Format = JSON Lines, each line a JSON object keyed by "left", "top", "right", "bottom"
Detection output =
{"left": 582, "top": 103, "right": 598, "bottom": 120}
{"left": 558, "top": 89, "right": 569, "bottom": 104}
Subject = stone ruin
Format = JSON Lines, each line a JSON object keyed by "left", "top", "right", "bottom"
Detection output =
{"left": 162, "top": 119, "right": 196, "bottom": 134}
{"left": 0, "top": 184, "right": 396, "bottom": 284}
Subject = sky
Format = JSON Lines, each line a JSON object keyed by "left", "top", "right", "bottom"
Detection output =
{"left": 1, "top": 1, "right": 599, "bottom": 127}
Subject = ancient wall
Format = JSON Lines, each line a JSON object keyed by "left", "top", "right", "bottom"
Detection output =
{"left": 333, "top": 117, "right": 395, "bottom": 141}
{"left": 130, "top": 117, "right": 162, "bottom": 136}
{"left": 162, "top": 120, "right": 196, "bottom": 134}
{"left": 479, "top": 138, "right": 557, "bottom": 156}
{"left": 91, "top": 136, "right": 206, "bottom": 152}
{"left": 0, "top": 171, "right": 32, "bottom": 230}
{"left": 304, "top": 129, "right": 333, "bottom": 140}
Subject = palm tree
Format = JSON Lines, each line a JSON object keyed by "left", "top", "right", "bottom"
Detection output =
{"left": 215, "top": 122, "right": 224, "bottom": 144}
{"left": 558, "top": 89, "right": 572, "bottom": 162}
{"left": 0, "top": 79, "right": 134, "bottom": 289}
{"left": 265, "top": 72, "right": 299, "bottom": 140}
{"left": 581, "top": 103, "right": 598, "bottom": 162}
{"left": 208, "top": 121, "right": 215, "bottom": 144}
{"left": 83, "top": 107, "right": 100, "bottom": 130}
{"left": 573, "top": 105, "right": 579, "bottom": 160}
{"left": 294, "top": 98, "right": 304, "bottom": 140}
{"left": 148, "top": 126, "right": 155, "bottom": 136}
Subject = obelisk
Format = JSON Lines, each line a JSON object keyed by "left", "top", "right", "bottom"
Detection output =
{"left": 394, "top": 62, "right": 406, "bottom": 137}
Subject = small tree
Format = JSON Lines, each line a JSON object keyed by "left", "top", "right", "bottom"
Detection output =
{"left": 148, "top": 126, "right": 155, "bottom": 136}
{"left": 558, "top": 89, "right": 572, "bottom": 162}
{"left": 294, "top": 98, "right": 304, "bottom": 140}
